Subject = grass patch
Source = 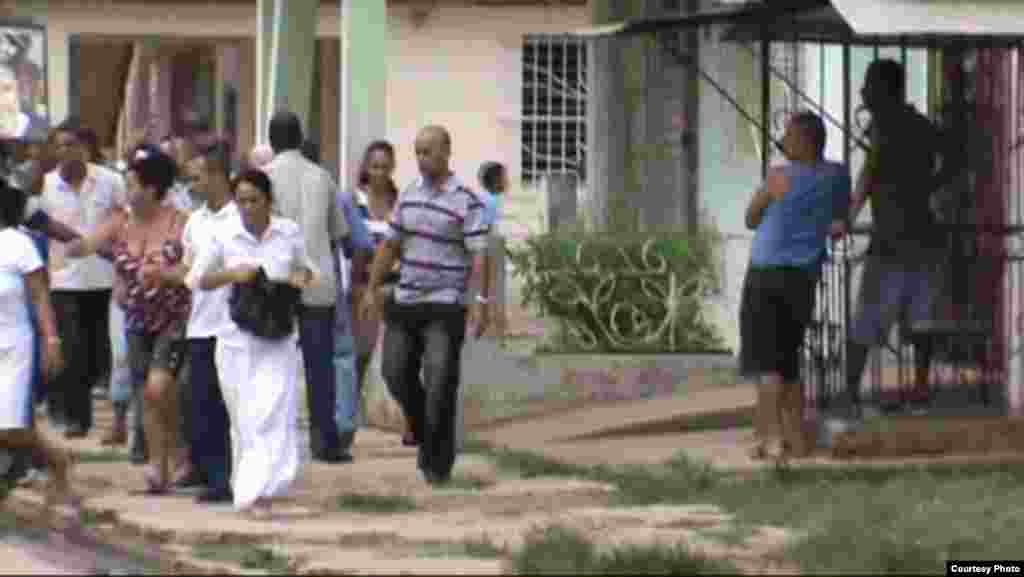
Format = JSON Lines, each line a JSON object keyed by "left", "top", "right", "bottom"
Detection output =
{"left": 469, "top": 444, "right": 587, "bottom": 479}
{"left": 468, "top": 437, "right": 1024, "bottom": 574}
{"left": 334, "top": 492, "right": 418, "bottom": 514}
{"left": 445, "top": 474, "right": 495, "bottom": 491}
{"left": 193, "top": 543, "right": 292, "bottom": 572}
{"left": 76, "top": 448, "right": 130, "bottom": 463}
{"left": 78, "top": 508, "right": 118, "bottom": 527}
{"left": 511, "top": 525, "right": 736, "bottom": 575}
{"left": 419, "top": 537, "right": 507, "bottom": 559}
{"left": 0, "top": 510, "right": 17, "bottom": 532}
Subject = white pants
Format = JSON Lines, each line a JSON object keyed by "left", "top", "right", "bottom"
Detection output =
{"left": 0, "top": 337, "right": 33, "bottom": 430}
{"left": 215, "top": 334, "right": 302, "bottom": 511}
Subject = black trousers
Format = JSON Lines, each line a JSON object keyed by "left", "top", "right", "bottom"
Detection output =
{"left": 297, "top": 305, "right": 342, "bottom": 457}
{"left": 185, "top": 338, "right": 231, "bottom": 492}
{"left": 381, "top": 302, "right": 467, "bottom": 481}
{"left": 49, "top": 289, "right": 112, "bottom": 431}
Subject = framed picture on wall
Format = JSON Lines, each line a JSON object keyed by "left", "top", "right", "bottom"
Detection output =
{"left": 0, "top": 20, "right": 48, "bottom": 142}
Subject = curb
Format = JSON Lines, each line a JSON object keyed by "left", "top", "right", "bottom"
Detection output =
{"left": 3, "top": 488, "right": 226, "bottom": 575}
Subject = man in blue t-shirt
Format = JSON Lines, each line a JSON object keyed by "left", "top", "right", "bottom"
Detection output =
{"left": 739, "top": 111, "right": 851, "bottom": 461}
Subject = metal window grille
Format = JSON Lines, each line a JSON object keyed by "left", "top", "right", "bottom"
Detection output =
{"left": 521, "top": 35, "right": 588, "bottom": 185}
{"left": 766, "top": 41, "right": 803, "bottom": 165}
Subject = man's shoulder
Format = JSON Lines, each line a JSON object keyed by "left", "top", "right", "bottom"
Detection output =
{"left": 91, "top": 163, "right": 125, "bottom": 187}
{"left": 210, "top": 213, "right": 246, "bottom": 241}
{"left": 336, "top": 188, "right": 358, "bottom": 207}
{"left": 271, "top": 154, "right": 333, "bottom": 187}
{"left": 270, "top": 215, "right": 302, "bottom": 236}
{"left": 22, "top": 114, "right": 48, "bottom": 143}
{"left": 40, "top": 170, "right": 62, "bottom": 196}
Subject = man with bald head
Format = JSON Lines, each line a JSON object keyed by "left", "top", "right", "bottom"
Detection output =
{"left": 361, "top": 125, "right": 491, "bottom": 485}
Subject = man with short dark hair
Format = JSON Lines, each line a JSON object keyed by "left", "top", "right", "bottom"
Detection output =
{"left": 162, "top": 142, "right": 237, "bottom": 503}
{"left": 39, "top": 117, "right": 126, "bottom": 439}
{"left": 264, "top": 110, "right": 352, "bottom": 463}
{"left": 740, "top": 111, "right": 850, "bottom": 460}
{"left": 844, "top": 59, "right": 954, "bottom": 414}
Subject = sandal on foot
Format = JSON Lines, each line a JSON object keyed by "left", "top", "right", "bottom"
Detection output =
{"left": 401, "top": 432, "right": 418, "bottom": 447}
{"left": 143, "top": 466, "right": 169, "bottom": 495}
{"left": 44, "top": 484, "right": 84, "bottom": 517}
{"left": 748, "top": 443, "right": 769, "bottom": 460}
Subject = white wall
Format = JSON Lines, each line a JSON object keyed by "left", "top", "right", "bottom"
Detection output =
{"left": 37, "top": 0, "right": 587, "bottom": 192}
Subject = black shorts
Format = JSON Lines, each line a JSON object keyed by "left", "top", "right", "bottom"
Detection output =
{"left": 738, "top": 266, "right": 817, "bottom": 383}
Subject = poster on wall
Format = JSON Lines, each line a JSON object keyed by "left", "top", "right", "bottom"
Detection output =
{"left": 0, "top": 21, "right": 47, "bottom": 142}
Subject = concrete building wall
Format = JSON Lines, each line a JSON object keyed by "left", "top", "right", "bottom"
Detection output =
{"left": 32, "top": 0, "right": 587, "bottom": 189}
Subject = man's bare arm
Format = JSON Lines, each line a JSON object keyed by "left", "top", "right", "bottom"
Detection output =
{"left": 161, "top": 263, "right": 190, "bottom": 286}
{"left": 745, "top": 168, "right": 787, "bottom": 230}
{"left": 467, "top": 252, "right": 487, "bottom": 302}
{"left": 929, "top": 127, "right": 961, "bottom": 197}
{"left": 745, "top": 188, "right": 774, "bottom": 230}
{"left": 367, "top": 239, "right": 400, "bottom": 293}
{"left": 850, "top": 160, "right": 873, "bottom": 226}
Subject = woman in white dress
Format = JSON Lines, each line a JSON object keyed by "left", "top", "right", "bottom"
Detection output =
{"left": 186, "top": 169, "right": 317, "bottom": 517}
{"left": 0, "top": 182, "right": 77, "bottom": 509}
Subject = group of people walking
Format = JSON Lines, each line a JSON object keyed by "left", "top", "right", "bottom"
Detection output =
{"left": 0, "top": 110, "right": 508, "bottom": 518}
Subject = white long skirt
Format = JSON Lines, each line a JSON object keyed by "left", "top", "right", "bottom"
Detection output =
{"left": 215, "top": 333, "right": 302, "bottom": 511}
{"left": 0, "top": 336, "right": 33, "bottom": 430}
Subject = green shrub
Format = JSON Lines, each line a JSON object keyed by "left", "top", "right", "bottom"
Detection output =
{"left": 507, "top": 229, "right": 728, "bottom": 354}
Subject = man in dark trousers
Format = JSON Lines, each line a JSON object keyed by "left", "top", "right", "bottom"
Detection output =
{"left": 361, "top": 125, "right": 490, "bottom": 485}
{"left": 162, "top": 142, "right": 237, "bottom": 503}
{"left": 263, "top": 111, "right": 352, "bottom": 463}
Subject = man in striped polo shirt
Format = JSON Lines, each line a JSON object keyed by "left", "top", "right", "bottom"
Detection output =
{"left": 361, "top": 125, "right": 490, "bottom": 485}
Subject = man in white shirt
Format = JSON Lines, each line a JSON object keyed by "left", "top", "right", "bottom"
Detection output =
{"left": 39, "top": 118, "right": 126, "bottom": 439}
{"left": 264, "top": 111, "right": 352, "bottom": 463}
{"left": 165, "top": 142, "right": 237, "bottom": 503}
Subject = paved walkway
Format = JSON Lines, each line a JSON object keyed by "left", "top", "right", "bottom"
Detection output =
{"left": 3, "top": 397, "right": 802, "bottom": 574}
{"left": 11, "top": 383, "right": 1024, "bottom": 574}
{"left": 0, "top": 541, "right": 78, "bottom": 575}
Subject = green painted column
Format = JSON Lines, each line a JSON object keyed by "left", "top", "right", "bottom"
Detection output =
{"left": 255, "top": 0, "right": 274, "bottom": 144}
{"left": 341, "top": 0, "right": 403, "bottom": 437}
{"left": 256, "top": 0, "right": 318, "bottom": 144}
{"left": 340, "top": 0, "right": 388, "bottom": 185}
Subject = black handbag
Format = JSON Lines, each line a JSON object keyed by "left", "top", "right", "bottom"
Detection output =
{"left": 228, "top": 267, "right": 302, "bottom": 341}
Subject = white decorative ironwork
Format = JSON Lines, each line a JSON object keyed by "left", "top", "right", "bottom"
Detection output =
{"left": 526, "top": 238, "right": 718, "bottom": 352}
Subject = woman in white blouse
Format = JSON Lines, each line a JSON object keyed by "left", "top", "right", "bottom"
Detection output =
{"left": 0, "top": 182, "right": 78, "bottom": 511}
{"left": 186, "top": 169, "right": 317, "bottom": 516}
{"left": 186, "top": 169, "right": 318, "bottom": 517}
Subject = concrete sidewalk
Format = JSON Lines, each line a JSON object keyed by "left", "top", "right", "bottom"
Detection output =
{"left": 3, "top": 395, "right": 800, "bottom": 574}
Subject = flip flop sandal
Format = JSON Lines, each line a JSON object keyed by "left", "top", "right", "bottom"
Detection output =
{"left": 143, "top": 466, "right": 169, "bottom": 495}
{"left": 748, "top": 443, "right": 770, "bottom": 460}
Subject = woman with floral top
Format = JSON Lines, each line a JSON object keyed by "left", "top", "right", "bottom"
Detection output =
{"left": 67, "top": 146, "right": 191, "bottom": 494}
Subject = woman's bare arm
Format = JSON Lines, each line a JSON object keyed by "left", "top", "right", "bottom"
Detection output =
{"left": 65, "top": 212, "right": 123, "bottom": 258}
{"left": 25, "top": 268, "right": 58, "bottom": 343}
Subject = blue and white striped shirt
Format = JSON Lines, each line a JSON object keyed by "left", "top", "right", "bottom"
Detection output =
{"left": 384, "top": 174, "right": 489, "bottom": 305}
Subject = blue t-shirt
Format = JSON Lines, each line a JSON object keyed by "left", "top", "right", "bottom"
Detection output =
{"left": 479, "top": 189, "right": 500, "bottom": 229}
{"left": 749, "top": 161, "right": 851, "bottom": 271}
{"left": 337, "top": 189, "right": 374, "bottom": 253}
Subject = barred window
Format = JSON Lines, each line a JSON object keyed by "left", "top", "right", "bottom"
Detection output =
{"left": 521, "top": 35, "right": 587, "bottom": 185}
{"left": 767, "top": 41, "right": 803, "bottom": 164}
